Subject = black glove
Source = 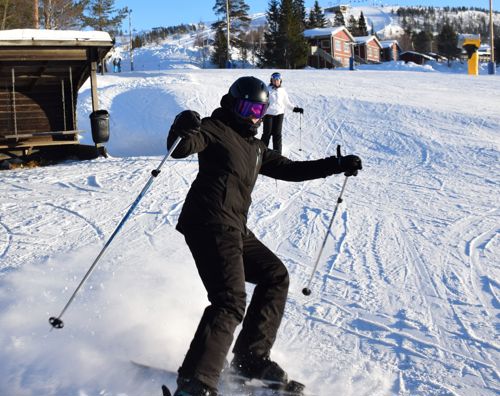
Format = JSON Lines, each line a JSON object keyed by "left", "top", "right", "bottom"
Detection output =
{"left": 339, "top": 155, "right": 362, "bottom": 176}
{"left": 292, "top": 107, "right": 304, "bottom": 114}
{"left": 328, "top": 145, "right": 362, "bottom": 176}
{"left": 172, "top": 110, "right": 201, "bottom": 138}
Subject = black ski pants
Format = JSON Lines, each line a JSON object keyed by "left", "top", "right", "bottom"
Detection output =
{"left": 178, "top": 225, "right": 290, "bottom": 389}
{"left": 261, "top": 114, "right": 284, "bottom": 154}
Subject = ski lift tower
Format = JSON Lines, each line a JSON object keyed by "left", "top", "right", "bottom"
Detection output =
{"left": 458, "top": 34, "right": 481, "bottom": 76}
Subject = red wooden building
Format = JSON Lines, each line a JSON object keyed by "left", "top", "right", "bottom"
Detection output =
{"left": 380, "top": 40, "right": 401, "bottom": 62}
{"left": 303, "top": 27, "right": 355, "bottom": 68}
{"left": 353, "top": 36, "right": 382, "bottom": 63}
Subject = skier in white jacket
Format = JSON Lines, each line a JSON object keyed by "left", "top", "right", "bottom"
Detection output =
{"left": 260, "top": 72, "right": 303, "bottom": 154}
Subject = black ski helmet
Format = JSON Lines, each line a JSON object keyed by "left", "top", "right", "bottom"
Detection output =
{"left": 229, "top": 76, "right": 269, "bottom": 105}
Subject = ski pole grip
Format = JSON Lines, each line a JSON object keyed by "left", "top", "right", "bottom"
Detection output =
{"left": 336, "top": 144, "right": 342, "bottom": 158}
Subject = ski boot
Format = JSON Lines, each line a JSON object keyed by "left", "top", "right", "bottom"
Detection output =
{"left": 228, "top": 353, "right": 305, "bottom": 395}
{"left": 172, "top": 377, "right": 218, "bottom": 396}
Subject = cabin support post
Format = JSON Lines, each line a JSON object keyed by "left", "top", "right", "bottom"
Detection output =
{"left": 11, "top": 68, "right": 18, "bottom": 139}
{"left": 90, "top": 60, "right": 99, "bottom": 112}
{"left": 89, "top": 48, "right": 105, "bottom": 154}
{"left": 61, "top": 80, "right": 67, "bottom": 131}
{"left": 69, "top": 66, "right": 76, "bottom": 131}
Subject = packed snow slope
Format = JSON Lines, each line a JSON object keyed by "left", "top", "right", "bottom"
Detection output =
{"left": 1, "top": 66, "right": 499, "bottom": 396}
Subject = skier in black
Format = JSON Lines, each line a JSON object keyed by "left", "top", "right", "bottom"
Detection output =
{"left": 166, "top": 76, "right": 362, "bottom": 396}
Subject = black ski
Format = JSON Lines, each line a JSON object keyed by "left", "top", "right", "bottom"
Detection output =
{"left": 161, "top": 384, "right": 172, "bottom": 396}
{"left": 223, "top": 373, "right": 308, "bottom": 396}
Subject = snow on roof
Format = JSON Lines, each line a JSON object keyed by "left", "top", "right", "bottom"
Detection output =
{"left": 400, "top": 51, "right": 435, "bottom": 61}
{"left": 303, "top": 26, "right": 347, "bottom": 38}
{"left": 354, "top": 36, "right": 373, "bottom": 43}
{"left": 457, "top": 33, "right": 481, "bottom": 41}
{"left": 0, "top": 29, "right": 112, "bottom": 44}
{"left": 380, "top": 40, "right": 399, "bottom": 48}
{"left": 354, "top": 35, "right": 382, "bottom": 47}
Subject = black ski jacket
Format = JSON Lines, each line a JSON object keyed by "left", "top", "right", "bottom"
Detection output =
{"left": 167, "top": 107, "right": 342, "bottom": 234}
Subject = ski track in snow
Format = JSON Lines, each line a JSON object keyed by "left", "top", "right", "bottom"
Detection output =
{"left": 1, "top": 68, "right": 499, "bottom": 396}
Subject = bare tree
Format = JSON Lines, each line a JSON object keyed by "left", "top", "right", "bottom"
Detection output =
{"left": 41, "top": 0, "right": 87, "bottom": 29}
{"left": 0, "top": 0, "right": 33, "bottom": 29}
{"left": 34, "top": 0, "right": 39, "bottom": 28}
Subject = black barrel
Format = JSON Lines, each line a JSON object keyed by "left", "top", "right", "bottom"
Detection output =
{"left": 90, "top": 110, "right": 110, "bottom": 144}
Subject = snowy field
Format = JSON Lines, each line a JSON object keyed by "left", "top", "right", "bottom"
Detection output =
{"left": 1, "top": 60, "right": 499, "bottom": 396}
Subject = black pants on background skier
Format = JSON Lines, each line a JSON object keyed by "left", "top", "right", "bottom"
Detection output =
{"left": 166, "top": 76, "right": 362, "bottom": 396}
{"left": 261, "top": 72, "right": 303, "bottom": 154}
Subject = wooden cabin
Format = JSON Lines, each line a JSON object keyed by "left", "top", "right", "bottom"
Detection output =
{"left": 399, "top": 51, "right": 434, "bottom": 65}
{"left": 380, "top": 40, "right": 401, "bottom": 62}
{"left": 353, "top": 36, "right": 382, "bottom": 64}
{"left": 0, "top": 29, "right": 113, "bottom": 160}
{"left": 303, "top": 27, "right": 355, "bottom": 68}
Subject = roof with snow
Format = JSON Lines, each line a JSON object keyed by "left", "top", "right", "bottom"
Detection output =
{"left": 400, "top": 51, "right": 435, "bottom": 61}
{"left": 304, "top": 27, "right": 348, "bottom": 38}
{"left": 380, "top": 40, "right": 400, "bottom": 48}
{"left": 0, "top": 29, "right": 113, "bottom": 46}
{"left": 354, "top": 35, "right": 382, "bottom": 47}
{"left": 303, "top": 26, "right": 355, "bottom": 41}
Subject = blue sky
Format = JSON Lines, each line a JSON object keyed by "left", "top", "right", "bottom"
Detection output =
{"left": 114, "top": 1, "right": 498, "bottom": 31}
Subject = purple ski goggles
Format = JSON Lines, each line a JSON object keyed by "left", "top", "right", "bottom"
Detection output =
{"left": 234, "top": 98, "right": 268, "bottom": 119}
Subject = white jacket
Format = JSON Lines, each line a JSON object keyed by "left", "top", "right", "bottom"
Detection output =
{"left": 266, "top": 85, "right": 296, "bottom": 116}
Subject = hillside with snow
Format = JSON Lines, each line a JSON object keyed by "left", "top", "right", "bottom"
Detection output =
{"left": 106, "top": 4, "right": 500, "bottom": 73}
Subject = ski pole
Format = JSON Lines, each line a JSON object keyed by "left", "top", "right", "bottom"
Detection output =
{"left": 302, "top": 146, "right": 351, "bottom": 296}
{"left": 49, "top": 137, "right": 182, "bottom": 329}
{"left": 299, "top": 112, "right": 302, "bottom": 152}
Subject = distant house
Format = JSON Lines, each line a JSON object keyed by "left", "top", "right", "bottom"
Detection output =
{"left": 399, "top": 51, "right": 434, "bottom": 65}
{"left": 427, "top": 52, "right": 447, "bottom": 62}
{"left": 380, "top": 40, "right": 401, "bottom": 62}
{"left": 324, "top": 5, "right": 350, "bottom": 14}
{"left": 477, "top": 44, "right": 492, "bottom": 62}
{"left": 303, "top": 26, "right": 355, "bottom": 68}
{"left": 353, "top": 36, "right": 382, "bottom": 63}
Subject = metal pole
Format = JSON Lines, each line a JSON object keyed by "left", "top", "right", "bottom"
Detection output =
{"left": 129, "top": 9, "right": 134, "bottom": 71}
{"left": 49, "top": 137, "right": 182, "bottom": 329}
{"left": 302, "top": 176, "right": 349, "bottom": 296}
{"left": 299, "top": 112, "right": 302, "bottom": 152}
{"left": 489, "top": 0, "right": 496, "bottom": 75}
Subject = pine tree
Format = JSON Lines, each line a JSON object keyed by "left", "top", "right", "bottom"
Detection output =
{"left": 357, "top": 11, "right": 368, "bottom": 36}
{"left": 333, "top": 9, "right": 345, "bottom": 27}
{"left": 413, "top": 30, "right": 433, "bottom": 53}
{"left": 291, "top": 0, "right": 309, "bottom": 67}
{"left": 436, "top": 23, "right": 461, "bottom": 65}
{"left": 259, "top": 0, "right": 281, "bottom": 67}
{"left": 211, "top": 24, "right": 229, "bottom": 68}
{"left": 309, "top": 1, "right": 327, "bottom": 28}
{"left": 278, "top": 0, "right": 294, "bottom": 68}
{"left": 293, "top": 0, "right": 307, "bottom": 28}
{"left": 276, "top": 0, "right": 307, "bottom": 68}
{"left": 347, "top": 15, "right": 358, "bottom": 36}
{"left": 212, "top": 0, "right": 251, "bottom": 66}
{"left": 81, "top": 0, "right": 127, "bottom": 36}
